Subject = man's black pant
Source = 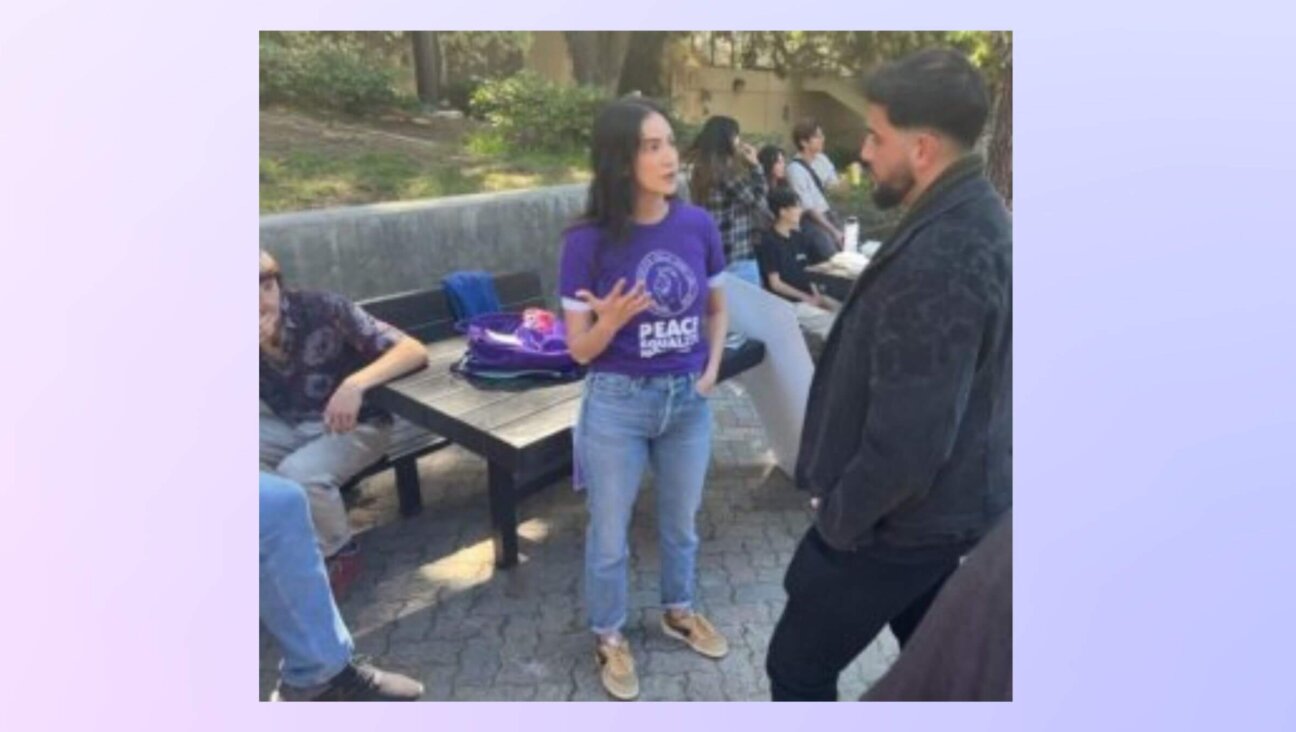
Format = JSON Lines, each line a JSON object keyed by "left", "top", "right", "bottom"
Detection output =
{"left": 766, "top": 526, "right": 959, "bottom": 701}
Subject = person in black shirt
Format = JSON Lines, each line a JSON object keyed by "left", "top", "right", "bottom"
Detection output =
{"left": 756, "top": 186, "right": 838, "bottom": 353}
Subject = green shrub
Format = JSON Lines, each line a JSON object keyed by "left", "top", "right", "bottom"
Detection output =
{"left": 469, "top": 72, "right": 607, "bottom": 154}
{"left": 443, "top": 76, "right": 486, "bottom": 116}
{"left": 668, "top": 116, "right": 703, "bottom": 153}
{"left": 260, "top": 35, "right": 406, "bottom": 115}
{"left": 825, "top": 143, "right": 861, "bottom": 172}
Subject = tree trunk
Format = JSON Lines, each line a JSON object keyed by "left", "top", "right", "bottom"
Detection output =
{"left": 564, "top": 32, "right": 632, "bottom": 92}
{"left": 617, "top": 32, "right": 670, "bottom": 97}
{"left": 987, "top": 61, "right": 1012, "bottom": 210}
{"left": 411, "top": 31, "right": 442, "bottom": 107}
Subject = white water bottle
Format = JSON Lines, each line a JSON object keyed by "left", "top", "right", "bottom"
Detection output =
{"left": 843, "top": 216, "right": 860, "bottom": 253}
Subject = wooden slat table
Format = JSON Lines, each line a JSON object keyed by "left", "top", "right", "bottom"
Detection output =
{"left": 805, "top": 259, "right": 863, "bottom": 301}
{"left": 368, "top": 336, "right": 766, "bottom": 568}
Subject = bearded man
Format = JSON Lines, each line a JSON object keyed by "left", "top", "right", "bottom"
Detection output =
{"left": 764, "top": 48, "right": 1013, "bottom": 701}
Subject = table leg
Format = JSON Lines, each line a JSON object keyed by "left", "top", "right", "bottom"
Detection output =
{"left": 394, "top": 457, "right": 423, "bottom": 517}
{"left": 487, "top": 462, "right": 520, "bottom": 569}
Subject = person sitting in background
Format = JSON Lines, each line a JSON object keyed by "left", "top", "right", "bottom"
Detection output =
{"left": 758, "top": 144, "right": 789, "bottom": 193}
{"left": 261, "top": 472, "right": 424, "bottom": 702}
{"left": 259, "top": 250, "right": 428, "bottom": 596}
{"left": 686, "top": 115, "right": 770, "bottom": 287}
{"left": 786, "top": 117, "right": 845, "bottom": 259}
{"left": 755, "top": 186, "right": 837, "bottom": 356}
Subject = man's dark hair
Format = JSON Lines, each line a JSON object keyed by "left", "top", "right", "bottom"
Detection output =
{"left": 791, "top": 117, "right": 821, "bottom": 153}
{"left": 864, "top": 48, "right": 990, "bottom": 149}
{"left": 767, "top": 184, "right": 800, "bottom": 217}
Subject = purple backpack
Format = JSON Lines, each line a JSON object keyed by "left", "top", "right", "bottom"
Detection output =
{"left": 452, "top": 311, "right": 585, "bottom": 381}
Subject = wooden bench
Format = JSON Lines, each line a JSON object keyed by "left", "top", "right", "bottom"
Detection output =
{"left": 342, "top": 272, "right": 551, "bottom": 516}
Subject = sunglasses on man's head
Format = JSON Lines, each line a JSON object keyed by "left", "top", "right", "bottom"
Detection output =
{"left": 260, "top": 270, "right": 280, "bottom": 283}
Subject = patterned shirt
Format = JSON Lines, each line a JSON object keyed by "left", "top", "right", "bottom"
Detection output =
{"left": 696, "top": 166, "right": 770, "bottom": 263}
{"left": 260, "top": 289, "right": 401, "bottom": 424}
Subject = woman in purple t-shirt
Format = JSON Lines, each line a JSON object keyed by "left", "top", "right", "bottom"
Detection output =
{"left": 559, "top": 98, "right": 730, "bottom": 701}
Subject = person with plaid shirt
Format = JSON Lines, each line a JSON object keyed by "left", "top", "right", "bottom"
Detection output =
{"left": 686, "top": 116, "right": 771, "bottom": 286}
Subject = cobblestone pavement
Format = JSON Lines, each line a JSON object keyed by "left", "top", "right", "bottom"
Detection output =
{"left": 260, "top": 382, "right": 899, "bottom": 701}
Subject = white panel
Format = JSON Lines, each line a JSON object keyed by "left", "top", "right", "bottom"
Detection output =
{"left": 721, "top": 276, "right": 815, "bottom": 478}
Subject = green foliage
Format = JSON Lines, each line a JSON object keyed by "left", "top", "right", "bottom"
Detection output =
{"left": 469, "top": 71, "right": 607, "bottom": 153}
{"left": 443, "top": 77, "right": 487, "bottom": 115}
{"left": 436, "top": 33, "right": 532, "bottom": 112}
{"left": 743, "top": 129, "right": 789, "bottom": 152}
{"left": 260, "top": 150, "right": 481, "bottom": 213}
{"left": 717, "top": 31, "right": 1011, "bottom": 90}
{"left": 441, "top": 32, "right": 530, "bottom": 84}
{"left": 825, "top": 142, "right": 860, "bottom": 170}
{"left": 673, "top": 120, "right": 703, "bottom": 153}
{"left": 260, "top": 32, "right": 411, "bottom": 115}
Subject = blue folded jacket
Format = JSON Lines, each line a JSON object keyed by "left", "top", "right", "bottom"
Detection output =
{"left": 442, "top": 270, "right": 502, "bottom": 323}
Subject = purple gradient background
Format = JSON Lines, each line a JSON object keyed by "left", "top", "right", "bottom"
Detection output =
{"left": 3, "top": 0, "right": 1294, "bottom": 728}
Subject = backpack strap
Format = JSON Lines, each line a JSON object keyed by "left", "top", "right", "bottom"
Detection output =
{"left": 791, "top": 157, "right": 827, "bottom": 196}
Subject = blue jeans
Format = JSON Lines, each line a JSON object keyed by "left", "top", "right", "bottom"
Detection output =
{"left": 260, "top": 472, "right": 353, "bottom": 688}
{"left": 726, "top": 258, "right": 761, "bottom": 287}
{"left": 576, "top": 372, "right": 713, "bottom": 634}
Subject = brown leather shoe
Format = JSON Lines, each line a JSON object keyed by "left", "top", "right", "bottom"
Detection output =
{"left": 662, "top": 611, "right": 729, "bottom": 659}
{"left": 595, "top": 638, "right": 640, "bottom": 701}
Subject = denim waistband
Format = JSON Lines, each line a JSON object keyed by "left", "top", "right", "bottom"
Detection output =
{"left": 586, "top": 371, "right": 699, "bottom": 389}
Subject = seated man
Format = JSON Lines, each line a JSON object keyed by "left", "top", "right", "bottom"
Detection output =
{"left": 261, "top": 472, "right": 424, "bottom": 701}
{"left": 786, "top": 117, "right": 845, "bottom": 260}
{"left": 259, "top": 250, "right": 427, "bottom": 594}
{"left": 756, "top": 186, "right": 839, "bottom": 357}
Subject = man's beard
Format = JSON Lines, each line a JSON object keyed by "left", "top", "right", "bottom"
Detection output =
{"left": 870, "top": 169, "right": 915, "bottom": 210}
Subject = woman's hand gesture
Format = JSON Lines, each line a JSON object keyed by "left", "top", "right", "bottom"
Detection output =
{"left": 575, "top": 278, "right": 655, "bottom": 331}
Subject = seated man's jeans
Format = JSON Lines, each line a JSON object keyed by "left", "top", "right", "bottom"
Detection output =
{"left": 260, "top": 401, "right": 391, "bottom": 556}
{"left": 577, "top": 372, "right": 713, "bottom": 635}
{"left": 260, "top": 472, "right": 353, "bottom": 688}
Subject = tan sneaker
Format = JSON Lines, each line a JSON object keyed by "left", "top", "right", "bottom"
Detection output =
{"left": 661, "top": 611, "right": 729, "bottom": 659}
{"left": 595, "top": 638, "right": 640, "bottom": 701}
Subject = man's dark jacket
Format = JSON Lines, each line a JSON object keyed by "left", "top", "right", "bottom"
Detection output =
{"left": 797, "top": 155, "right": 1012, "bottom": 554}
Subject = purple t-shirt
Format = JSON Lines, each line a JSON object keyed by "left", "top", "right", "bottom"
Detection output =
{"left": 559, "top": 200, "right": 727, "bottom": 376}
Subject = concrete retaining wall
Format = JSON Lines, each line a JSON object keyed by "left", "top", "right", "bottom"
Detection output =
{"left": 259, "top": 184, "right": 588, "bottom": 302}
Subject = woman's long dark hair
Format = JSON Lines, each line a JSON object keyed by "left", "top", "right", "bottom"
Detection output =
{"left": 578, "top": 97, "right": 672, "bottom": 244}
{"left": 757, "top": 144, "right": 785, "bottom": 188}
{"left": 686, "top": 115, "right": 744, "bottom": 205}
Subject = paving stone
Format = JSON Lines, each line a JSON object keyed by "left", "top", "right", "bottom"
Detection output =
{"left": 533, "top": 681, "right": 576, "bottom": 701}
{"left": 258, "top": 386, "right": 907, "bottom": 703}
{"left": 496, "top": 656, "right": 555, "bottom": 686}
{"left": 416, "top": 672, "right": 454, "bottom": 701}
{"left": 639, "top": 671, "right": 687, "bottom": 701}
{"left": 381, "top": 637, "right": 455, "bottom": 670}
{"left": 734, "top": 582, "right": 785, "bottom": 604}
{"left": 644, "top": 648, "right": 710, "bottom": 676}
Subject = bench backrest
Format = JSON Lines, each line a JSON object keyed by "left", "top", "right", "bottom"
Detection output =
{"left": 359, "top": 270, "right": 547, "bottom": 344}
{"left": 359, "top": 287, "right": 457, "bottom": 343}
{"left": 493, "top": 270, "right": 547, "bottom": 312}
